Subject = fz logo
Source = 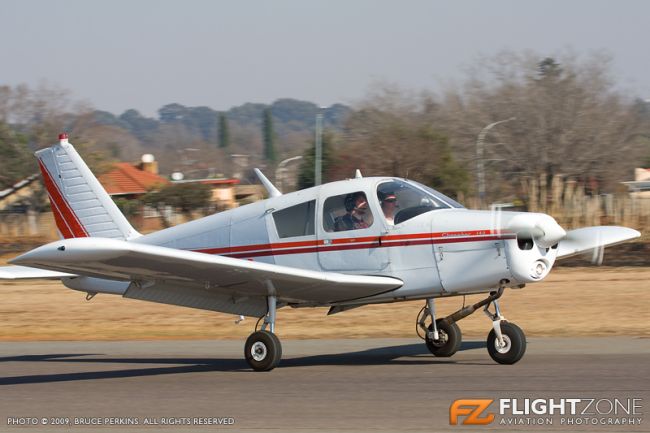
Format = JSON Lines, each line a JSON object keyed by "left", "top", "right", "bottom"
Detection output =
{"left": 449, "top": 399, "right": 495, "bottom": 425}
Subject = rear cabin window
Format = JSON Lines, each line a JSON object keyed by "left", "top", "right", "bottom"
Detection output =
{"left": 272, "top": 200, "right": 316, "bottom": 238}
{"left": 323, "top": 191, "right": 374, "bottom": 232}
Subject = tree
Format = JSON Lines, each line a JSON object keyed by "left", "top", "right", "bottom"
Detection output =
{"left": 113, "top": 197, "right": 141, "bottom": 223}
{"left": 218, "top": 113, "right": 230, "bottom": 148}
{"left": 158, "top": 103, "right": 187, "bottom": 123}
{"left": 142, "top": 183, "right": 212, "bottom": 227}
{"left": 262, "top": 108, "right": 276, "bottom": 163}
{"left": 0, "top": 122, "right": 33, "bottom": 188}
{"left": 119, "top": 109, "right": 159, "bottom": 142}
{"left": 297, "top": 130, "right": 337, "bottom": 190}
{"left": 328, "top": 89, "right": 470, "bottom": 199}
{"left": 435, "top": 50, "right": 647, "bottom": 202}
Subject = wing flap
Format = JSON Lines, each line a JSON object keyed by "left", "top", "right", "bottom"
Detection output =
{"left": 123, "top": 282, "right": 269, "bottom": 317}
{"left": 9, "top": 238, "right": 402, "bottom": 303}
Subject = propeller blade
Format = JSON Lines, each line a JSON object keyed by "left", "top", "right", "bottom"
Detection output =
{"left": 556, "top": 226, "right": 640, "bottom": 259}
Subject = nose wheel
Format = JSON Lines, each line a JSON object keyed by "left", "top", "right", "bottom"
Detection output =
{"left": 483, "top": 294, "right": 526, "bottom": 364}
{"left": 486, "top": 321, "right": 526, "bottom": 364}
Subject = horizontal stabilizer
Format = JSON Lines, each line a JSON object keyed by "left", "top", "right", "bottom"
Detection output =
{"left": 0, "top": 265, "right": 75, "bottom": 280}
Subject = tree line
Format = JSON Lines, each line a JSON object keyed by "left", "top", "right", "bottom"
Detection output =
{"left": 1, "top": 50, "right": 649, "bottom": 210}
{"left": 298, "top": 51, "right": 650, "bottom": 205}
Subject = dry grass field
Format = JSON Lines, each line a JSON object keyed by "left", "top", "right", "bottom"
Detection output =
{"left": 1, "top": 266, "right": 648, "bottom": 341}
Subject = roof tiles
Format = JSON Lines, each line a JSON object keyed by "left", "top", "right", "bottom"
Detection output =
{"left": 98, "top": 162, "right": 169, "bottom": 195}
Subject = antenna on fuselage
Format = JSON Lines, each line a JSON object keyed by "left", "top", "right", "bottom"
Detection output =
{"left": 254, "top": 168, "right": 282, "bottom": 198}
{"left": 355, "top": 169, "right": 363, "bottom": 178}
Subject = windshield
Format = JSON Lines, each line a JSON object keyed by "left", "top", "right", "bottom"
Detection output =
{"left": 377, "top": 179, "right": 458, "bottom": 225}
{"left": 408, "top": 180, "right": 465, "bottom": 209}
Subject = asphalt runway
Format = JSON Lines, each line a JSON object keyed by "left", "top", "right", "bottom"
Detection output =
{"left": 1, "top": 338, "right": 649, "bottom": 432}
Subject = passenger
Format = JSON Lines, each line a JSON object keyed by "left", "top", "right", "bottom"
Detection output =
{"left": 379, "top": 191, "right": 398, "bottom": 225}
{"left": 334, "top": 192, "right": 370, "bottom": 231}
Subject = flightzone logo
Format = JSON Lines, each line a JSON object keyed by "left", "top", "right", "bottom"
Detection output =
{"left": 450, "top": 398, "right": 643, "bottom": 426}
{"left": 449, "top": 400, "right": 494, "bottom": 425}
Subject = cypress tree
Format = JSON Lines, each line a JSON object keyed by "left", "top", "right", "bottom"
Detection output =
{"left": 262, "top": 108, "right": 276, "bottom": 163}
{"left": 218, "top": 113, "right": 230, "bottom": 148}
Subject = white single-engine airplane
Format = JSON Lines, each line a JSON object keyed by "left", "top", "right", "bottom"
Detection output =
{"left": 0, "top": 134, "right": 640, "bottom": 370}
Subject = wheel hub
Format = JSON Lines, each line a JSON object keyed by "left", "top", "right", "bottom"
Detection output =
{"left": 429, "top": 330, "right": 449, "bottom": 347}
{"left": 494, "top": 334, "right": 512, "bottom": 354}
{"left": 251, "top": 341, "right": 267, "bottom": 361}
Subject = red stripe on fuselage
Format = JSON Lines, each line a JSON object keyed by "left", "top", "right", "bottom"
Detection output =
{"left": 194, "top": 238, "right": 321, "bottom": 255}
{"left": 192, "top": 231, "right": 516, "bottom": 259}
{"left": 193, "top": 229, "right": 509, "bottom": 256}
{"left": 38, "top": 159, "right": 88, "bottom": 238}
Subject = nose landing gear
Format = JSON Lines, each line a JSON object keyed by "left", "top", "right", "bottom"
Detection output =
{"left": 483, "top": 295, "right": 526, "bottom": 364}
{"left": 417, "top": 283, "right": 527, "bottom": 364}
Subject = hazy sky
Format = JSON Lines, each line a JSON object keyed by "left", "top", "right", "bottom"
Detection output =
{"left": 2, "top": 0, "right": 649, "bottom": 116}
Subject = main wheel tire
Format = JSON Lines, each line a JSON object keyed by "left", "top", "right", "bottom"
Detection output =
{"left": 244, "top": 330, "right": 282, "bottom": 371}
{"left": 268, "top": 331, "right": 283, "bottom": 366}
{"left": 487, "top": 322, "right": 526, "bottom": 365}
{"left": 425, "top": 319, "right": 462, "bottom": 357}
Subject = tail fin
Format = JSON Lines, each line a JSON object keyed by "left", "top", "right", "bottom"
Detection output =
{"left": 36, "top": 133, "right": 140, "bottom": 240}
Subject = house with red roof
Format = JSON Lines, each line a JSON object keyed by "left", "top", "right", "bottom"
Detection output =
{"left": 98, "top": 157, "right": 169, "bottom": 198}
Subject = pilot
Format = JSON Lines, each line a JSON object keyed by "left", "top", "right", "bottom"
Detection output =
{"left": 334, "top": 192, "right": 370, "bottom": 231}
{"left": 379, "top": 190, "right": 398, "bottom": 225}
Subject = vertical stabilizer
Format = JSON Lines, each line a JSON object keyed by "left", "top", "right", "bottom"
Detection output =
{"left": 35, "top": 133, "right": 140, "bottom": 240}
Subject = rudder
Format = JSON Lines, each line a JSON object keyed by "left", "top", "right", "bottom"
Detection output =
{"left": 36, "top": 133, "right": 140, "bottom": 240}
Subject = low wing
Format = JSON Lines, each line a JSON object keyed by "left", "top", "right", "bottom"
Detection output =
{"left": 9, "top": 237, "right": 402, "bottom": 304}
{"left": 556, "top": 226, "right": 640, "bottom": 259}
{"left": 0, "top": 265, "right": 75, "bottom": 280}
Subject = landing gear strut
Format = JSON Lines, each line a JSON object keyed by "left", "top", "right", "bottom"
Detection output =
{"left": 245, "top": 295, "right": 282, "bottom": 371}
{"left": 417, "top": 282, "right": 526, "bottom": 364}
{"left": 484, "top": 298, "right": 526, "bottom": 364}
{"left": 418, "top": 298, "right": 462, "bottom": 357}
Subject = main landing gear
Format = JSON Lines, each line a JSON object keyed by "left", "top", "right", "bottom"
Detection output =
{"left": 417, "top": 283, "right": 526, "bottom": 364}
{"left": 245, "top": 295, "right": 282, "bottom": 371}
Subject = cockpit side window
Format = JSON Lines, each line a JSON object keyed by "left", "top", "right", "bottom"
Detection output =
{"left": 272, "top": 200, "right": 316, "bottom": 238}
{"left": 323, "top": 191, "right": 374, "bottom": 232}
{"left": 377, "top": 180, "right": 452, "bottom": 225}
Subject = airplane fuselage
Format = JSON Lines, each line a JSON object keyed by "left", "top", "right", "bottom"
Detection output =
{"left": 70, "top": 177, "right": 560, "bottom": 308}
